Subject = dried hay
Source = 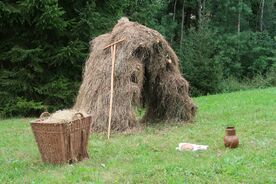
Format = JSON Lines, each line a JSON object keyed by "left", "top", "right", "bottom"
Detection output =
{"left": 43, "top": 109, "right": 88, "bottom": 124}
{"left": 73, "top": 17, "right": 196, "bottom": 132}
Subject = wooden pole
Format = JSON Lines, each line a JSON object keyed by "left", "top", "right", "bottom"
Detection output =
{"left": 104, "top": 38, "right": 125, "bottom": 50}
{"left": 107, "top": 44, "right": 116, "bottom": 139}
{"left": 103, "top": 38, "right": 125, "bottom": 139}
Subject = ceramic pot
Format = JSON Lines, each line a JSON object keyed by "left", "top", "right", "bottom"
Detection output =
{"left": 224, "top": 127, "right": 239, "bottom": 148}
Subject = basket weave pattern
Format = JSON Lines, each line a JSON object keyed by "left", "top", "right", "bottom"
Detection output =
{"left": 31, "top": 116, "right": 92, "bottom": 164}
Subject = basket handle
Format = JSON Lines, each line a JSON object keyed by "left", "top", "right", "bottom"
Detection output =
{"left": 39, "top": 112, "right": 51, "bottom": 119}
{"left": 73, "top": 112, "right": 84, "bottom": 120}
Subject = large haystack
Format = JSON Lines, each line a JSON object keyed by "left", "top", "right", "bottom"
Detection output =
{"left": 73, "top": 17, "right": 196, "bottom": 132}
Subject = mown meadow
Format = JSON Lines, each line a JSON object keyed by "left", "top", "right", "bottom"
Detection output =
{"left": 0, "top": 88, "right": 275, "bottom": 183}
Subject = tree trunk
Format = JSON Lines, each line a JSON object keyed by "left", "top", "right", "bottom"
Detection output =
{"left": 237, "top": 0, "right": 241, "bottom": 35}
{"left": 260, "top": 0, "right": 265, "bottom": 31}
{"left": 202, "top": 0, "right": 206, "bottom": 16}
{"left": 180, "top": 0, "right": 185, "bottom": 52}
{"left": 198, "top": 0, "right": 202, "bottom": 22}
{"left": 171, "top": 0, "right": 178, "bottom": 43}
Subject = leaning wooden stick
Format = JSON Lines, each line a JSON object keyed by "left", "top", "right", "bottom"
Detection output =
{"left": 103, "top": 38, "right": 125, "bottom": 50}
{"left": 104, "top": 39, "right": 125, "bottom": 139}
{"left": 107, "top": 44, "right": 116, "bottom": 139}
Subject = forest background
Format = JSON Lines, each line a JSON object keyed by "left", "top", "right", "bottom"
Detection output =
{"left": 0, "top": 0, "right": 275, "bottom": 116}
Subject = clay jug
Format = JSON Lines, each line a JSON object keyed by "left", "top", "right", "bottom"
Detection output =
{"left": 224, "top": 127, "right": 239, "bottom": 148}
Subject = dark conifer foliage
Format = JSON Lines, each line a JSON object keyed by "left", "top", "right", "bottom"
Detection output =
{"left": 0, "top": 0, "right": 275, "bottom": 116}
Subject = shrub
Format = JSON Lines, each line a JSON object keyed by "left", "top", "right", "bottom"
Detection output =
{"left": 181, "top": 22, "right": 223, "bottom": 96}
{"left": 215, "top": 31, "right": 276, "bottom": 79}
{"left": 221, "top": 71, "right": 276, "bottom": 93}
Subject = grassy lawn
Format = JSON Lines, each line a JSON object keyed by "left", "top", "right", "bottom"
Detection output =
{"left": 0, "top": 88, "right": 275, "bottom": 183}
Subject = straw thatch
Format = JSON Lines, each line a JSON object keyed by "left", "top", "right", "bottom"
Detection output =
{"left": 73, "top": 17, "right": 196, "bottom": 132}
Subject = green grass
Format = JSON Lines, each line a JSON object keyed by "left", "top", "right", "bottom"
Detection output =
{"left": 0, "top": 88, "right": 276, "bottom": 183}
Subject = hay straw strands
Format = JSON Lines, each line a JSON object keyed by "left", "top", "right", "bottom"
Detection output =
{"left": 73, "top": 17, "right": 196, "bottom": 132}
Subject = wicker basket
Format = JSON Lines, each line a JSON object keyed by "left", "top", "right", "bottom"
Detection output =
{"left": 31, "top": 112, "right": 92, "bottom": 164}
